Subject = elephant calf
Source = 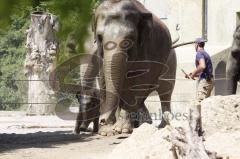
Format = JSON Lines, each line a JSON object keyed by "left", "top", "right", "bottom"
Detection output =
{"left": 226, "top": 25, "right": 240, "bottom": 94}
{"left": 74, "top": 92, "right": 100, "bottom": 134}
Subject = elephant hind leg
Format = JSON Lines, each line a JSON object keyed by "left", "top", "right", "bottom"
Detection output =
{"left": 157, "top": 79, "right": 174, "bottom": 128}
{"left": 157, "top": 74, "right": 175, "bottom": 128}
{"left": 158, "top": 93, "right": 172, "bottom": 128}
{"left": 132, "top": 102, "right": 152, "bottom": 128}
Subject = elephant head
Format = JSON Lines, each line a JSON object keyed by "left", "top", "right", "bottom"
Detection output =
{"left": 226, "top": 25, "right": 240, "bottom": 95}
{"left": 92, "top": 0, "right": 153, "bottom": 121}
{"left": 232, "top": 25, "right": 240, "bottom": 58}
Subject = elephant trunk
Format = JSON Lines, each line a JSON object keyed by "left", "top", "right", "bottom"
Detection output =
{"left": 100, "top": 50, "right": 127, "bottom": 124}
{"left": 231, "top": 41, "right": 240, "bottom": 55}
{"left": 226, "top": 78, "right": 237, "bottom": 95}
{"left": 226, "top": 56, "right": 239, "bottom": 95}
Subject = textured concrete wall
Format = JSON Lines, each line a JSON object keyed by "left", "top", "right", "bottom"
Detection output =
{"left": 138, "top": 0, "right": 202, "bottom": 43}
{"left": 139, "top": 0, "right": 240, "bottom": 45}
{"left": 138, "top": 0, "right": 240, "bottom": 63}
{"left": 208, "top": 0, "right": 240, "bottom": 46}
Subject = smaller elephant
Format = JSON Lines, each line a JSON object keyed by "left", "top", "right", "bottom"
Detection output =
{"left": 74, "top": 92, "right": 100, "bottom": 134}
{"left": 226, "top": 25, "right": 240, "bottom": 94}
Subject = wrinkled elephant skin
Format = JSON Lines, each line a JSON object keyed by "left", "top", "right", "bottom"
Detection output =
{"left": 226, "top": 25, "right": 240, "bottom": 94}
{"left": 78, "top": 0, "right": 177, "bottom": 136}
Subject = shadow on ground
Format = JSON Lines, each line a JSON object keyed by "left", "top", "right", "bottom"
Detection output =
{"left": 0, "top": 131, "right": 96, "bottom": 153}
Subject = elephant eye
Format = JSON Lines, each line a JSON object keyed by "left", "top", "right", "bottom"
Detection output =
{"left": 119, "top": 39, "right": 133, "bottom": 50}
{"left": 104, "top": 41, "right": 117, "bottom": 50}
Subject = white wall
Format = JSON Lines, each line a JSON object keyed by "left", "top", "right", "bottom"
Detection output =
{"left": 138, "top": 0, "right": 202, "bottom": 63}
{"left": 139, "top": 0, "right": 240, "bottom": 63}
{"left": 138, "top": 0, "right": 202, "bottom": 43}
{"left": 208, "top": 0, "right": 240, "bottom": 46}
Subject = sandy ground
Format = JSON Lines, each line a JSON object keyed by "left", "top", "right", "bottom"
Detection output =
{"left": 0, "top": 111, "right": 129, "bottom": 159}
{"left": 0, "top": 69, "right": 198, "bottom": 159}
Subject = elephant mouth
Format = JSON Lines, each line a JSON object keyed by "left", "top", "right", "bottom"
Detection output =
{"left": 130, "top": 84, "right": 159, "bottom": 91}
{"left": 232, "top": 50, "right": 240, "bottom": 59}
{"left": 126, "top": 69, "right": 149, "bottom": 79}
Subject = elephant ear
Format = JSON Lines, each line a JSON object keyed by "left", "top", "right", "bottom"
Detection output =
{"left": 138, "top": 13, "right": 153, "bottom": 48}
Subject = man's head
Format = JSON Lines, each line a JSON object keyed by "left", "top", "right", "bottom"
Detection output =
{"left": 195, "top": 38, "right": 206, "bottom": 52}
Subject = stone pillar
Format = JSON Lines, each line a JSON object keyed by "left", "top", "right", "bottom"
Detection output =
{"left": 24, "top": 11, "right": 59, "bottom": 115}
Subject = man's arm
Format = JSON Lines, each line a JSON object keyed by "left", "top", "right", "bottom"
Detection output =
{"left": 190, "top": 58, "right": 206, "bottom": 80}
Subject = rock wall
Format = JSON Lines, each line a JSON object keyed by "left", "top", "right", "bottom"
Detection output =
{"left": 202, "top": 95, "right": 240, "bottom": 136}
{"left": 202, "top": 95, "right": 240, "bottom": 158}
{"left": 109, "top": 124, "right": 174, "bottom": 159}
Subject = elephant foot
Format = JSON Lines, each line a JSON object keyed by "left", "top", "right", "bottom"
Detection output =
{"left": 158, "top": 119, "right": 167, "bottom": 128}
{"left": 98, "top": 111, "right": 116, "bottom": 136}
{"left": 113, "top": 116, "right": 133, "bottom": 134}
{"left": 137, "top": 105, "right": 152, "bottom": 126}
{"left": 93, "top": 118, "right": 99, "bottom": 133}
{"left": 73, "top": 122, "right": 91, "bottom": 134}
{"left": 73, "top": 122, "right": 81, "bottom": 134}
{"left": 98, "top": 124, "right": 115, "bottom": 136}
{"left": 158, "top": 112, "right": 171, "bottom": 128}
{"left": 113, "top": 109, "right": 133, "bottom": 134}
{"left": 73, "top": 128, "right": 80, "bottom": 134}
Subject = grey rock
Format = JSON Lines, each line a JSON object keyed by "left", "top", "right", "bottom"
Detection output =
{"left": 202, "top": 95, "right": 240, "bottom": 136}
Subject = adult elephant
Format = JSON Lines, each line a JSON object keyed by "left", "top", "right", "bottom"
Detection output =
{"left": 226, "top": 25, "right": 240, "bottom": 94}
{"left": 76, "top": 0, "right": 176, "bottom": 136}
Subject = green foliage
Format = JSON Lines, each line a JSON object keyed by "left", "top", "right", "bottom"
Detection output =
{"left": 45, "top": 0, "right": 96, "bottom": 61}
{"left": 0, "top": 0, "right": 32, "bottom": 29}
{"left": 0, "top": 10, "right": 30, "bottom": 110}
{"left": 0, "top": 0, "right": 99, "bottom": 57}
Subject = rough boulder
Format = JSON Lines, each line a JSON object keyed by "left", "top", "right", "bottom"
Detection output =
{"left": 109, "top": 95, "right": 240, "bottom": 159}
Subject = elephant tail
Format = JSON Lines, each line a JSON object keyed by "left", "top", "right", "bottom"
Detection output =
{"left": 170, "top": 24, "right": 208, "bottom": 49}
{"left": 171, "top": 39, "right": 208, "bottom": 49}
{"left": 171, "top": 40, "right": 196, "bottom": 49}
{"left": 172, "top": 35, "right": 180, "bottom": 46}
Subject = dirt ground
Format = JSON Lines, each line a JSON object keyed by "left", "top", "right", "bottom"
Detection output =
{"left": 0, "top": 111, "right": 129, "bottom": 159}
{"left": 0, "top": 77, "right": 194, "bottom": 159}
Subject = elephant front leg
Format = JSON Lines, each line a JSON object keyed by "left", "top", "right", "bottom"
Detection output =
{"left": 97, "top": 69, "right": 117, "bottom": 136}
{"left": 112, "top": 103, "right": 152, "bottom": 134}
{"left": 74, "top": 112, "right": 82, "bottom": 134}
{"left": 74, "top": 112, "right": 91, "bottom": 134}
{"left": 93, "top": 117, "right": 99, "bottom": 133}
{"left": 98, "top": 99, "right": 118, "bottom": 136}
